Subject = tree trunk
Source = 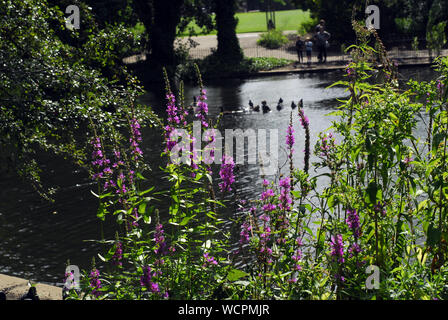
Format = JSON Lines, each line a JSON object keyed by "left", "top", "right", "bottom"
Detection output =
{"left": 215, "top": 0, "right": 243, "bottom": 63}
{"left": 150, "top": 0, "right": 183, "bottom": 68}
{"left": 132, "top": 0, "right": 183, "bottom": 94}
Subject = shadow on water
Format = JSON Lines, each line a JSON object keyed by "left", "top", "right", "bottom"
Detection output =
{"left": 0, "top": 66, "right": 439, "bottom": 283}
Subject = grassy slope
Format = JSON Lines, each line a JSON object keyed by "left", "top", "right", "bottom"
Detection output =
{"left": 235, "top": 9, "right": 311, "bottom": 34}
{"left": 132, "top": 10, "right": 312, "bottom": 37}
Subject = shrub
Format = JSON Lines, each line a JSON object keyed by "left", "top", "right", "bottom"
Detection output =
{"left": 257, "top": 30, "right": 289, "bottom": 49}
{"left": 298, "top": 17, "right": 318, "bottom": 36}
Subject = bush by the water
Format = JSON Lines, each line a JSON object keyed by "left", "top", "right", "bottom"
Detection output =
{"left": 177, "top": 55, "right": 292, "bottom": 80}
{"left": 257, "top": 30, "right": 289, "bottom": 49}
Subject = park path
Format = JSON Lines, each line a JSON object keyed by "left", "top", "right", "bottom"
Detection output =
{"left": 123, "top": 31, "right": 299, "bottom": 64}
{"left": 180, "top": 30, "right": 298, "bottom": 49}
{"left": 123, "top": 32, "right": 448, "bottom": 72}
{"left": 0, "top": 273, "right": 62, "bottom": 300}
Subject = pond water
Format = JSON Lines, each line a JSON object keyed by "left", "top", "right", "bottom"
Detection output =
{"left": 0, "top": 66, "right": 438, "bottom": 285}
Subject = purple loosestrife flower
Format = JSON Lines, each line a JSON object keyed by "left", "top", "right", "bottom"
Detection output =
{"left": 346, "top": 209, "right": 361, "bottom": 239}
{"left": 202, "top": 252, "right": 218, "bottom": 267}
{"left": 130, "top": 118, "right": 143, "bottom": 161}
{"left": 195, "top": 89, "right": 209, "bottom": 128}
{"left": 132, "top": 208, "right": 139, "bottom": 227}
{"left": 140, "top": 266, "right": 160, "bottom": 293}
{"left": 154, "top": 223, "right": 167, "bottom": 255}
{"left": 219, "top": 155, "right": 235, "bottom": 192}
{"left": 278, "top": 177, "right": 292, "bottom": 211}
{"left": 403, "top": 156, "right": 412, "bottom": 165}
{"left": 63, "top": 270, "right": 76, "bottom": 289}
{"left": 112, "top": 241, "right": 123, "bottom": 266}
{"left": 89, "top": 268, "right": 102, "bottom": 297}
{"left": 240, "top": 221, "right": 252, "bottom": 244}
{"left": 348, "top": 243, "right": 362, "bottom": 258}
{"left": 298, "top": 108, "right": 309, "bottom": 129}
{"left": 261, "top": 188, "right": 276, "bottom": 212}
{"left": 203, "top": 129, "right": 216, "bottom": 164}
{"left": 298, "top": 107, "right": 310, "bottom": 173}
{"left": 166, "top": 93, "right": 179, "bottom": 125}
{"left": 262, "top": 203, "right": 276, "bottom": 212}
{"left": 330, "top": 234, "right": 345, "bottom": 263}
{"left": 259, "top": 215, "right": 273, "bottom": 265}
{"left": 286, "top": 124, "right": 295, "bottom": 154}
{"left": 164, "top": 93, "right": 183, "bottom": 153}
{"left": 374, "top": 201, "right": 387, "bottom": 217}
{"left": 189, "top": 134, "right": 199, "bottom": 177}
{"left": 90, "top": 137, "right": 111, "bottom": 180}
{"left": 318, "top": 133, "right": 335, "bottom": 158}
{"left": 261, "top": 189, "right": 275, "bottom": 201}
{"left": 292, "top": 237, "right": 303, "bottom": 271}
{"left": 345, "top": 63, "right": 355, "bottom": 77}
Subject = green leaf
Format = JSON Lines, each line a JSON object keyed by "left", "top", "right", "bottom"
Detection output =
{"left": 179, "top": 215, "right": 196, "bottom": 226}
{"left": 138, "top": 202, "right": 147, "bottom": 214}
{"left": 97, "top": 203, "right": 106, "bottom": 221}
{"left": 227, "top": 269, "right": 249, "bottom": 282}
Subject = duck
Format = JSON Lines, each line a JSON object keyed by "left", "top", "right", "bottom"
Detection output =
{"left": 20, "top": 287, "right": 39, "bottom": 301}
{"left": 248, "top": 100, "right": 254, "bottom": 109}
{"left": 261, "top": 101, "right": 271, "bottom": 113}
{"left": 276, "top": 98, "right": 284, "bottom": 111}
{"left": 291, "top": 101, "right": 297, "bottom": 109}
{"left": 253, "top": 104, "right": 260, "bottom": 112}
{"left": 298, "top": 98, "right": 303, "bottom": 109}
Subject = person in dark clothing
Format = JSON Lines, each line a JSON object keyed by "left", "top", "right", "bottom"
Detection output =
{"left": 315, "top": 26, "right": 331, "bottom": 63}
{"left": 295, "top": 36, "right": 304, "bottom": 64}
{"left": 315, "top": 19, "right": 325, "bottom": 33}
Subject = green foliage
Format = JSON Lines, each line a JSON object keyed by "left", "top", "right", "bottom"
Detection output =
{"left": 426, "top": 21, "right": 447, "bottom": 57}
{"left": 257, "top": 30, "right": 289, "bottom": 49}
{"left": 248, "top": 57, "right": 292, "bottom": 71}
{"left": 0, "top": 0, "right": 157, "bottom": 198}
{"left": 297, "top": 17, "right": 317, "bottom": 36}
{"left": 176, "top": 55, "right": 292, "bottom": 80}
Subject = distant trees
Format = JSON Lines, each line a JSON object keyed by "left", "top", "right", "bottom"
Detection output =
{"left": 291, "top": 0, "right": 448, "bottom": 47}
{"left": 0, "top": 0, "right": 154, "bottom": 197}
{"left": 132, "top": 0, "right": 243, "bottom": 81}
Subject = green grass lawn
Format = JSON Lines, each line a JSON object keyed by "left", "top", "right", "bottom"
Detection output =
{"left": 235, "top": 9, "right": 311, "bottom": 34}
{"left": 132, "top": 9, "right": 312, "bottom": 37}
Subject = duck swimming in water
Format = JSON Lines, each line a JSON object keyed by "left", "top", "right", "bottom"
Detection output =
{"left": 276, "top": 98, "right": 284, "bottom": 111}
{"left": 261, "top": 101, "right": 271, "bottom": 113}
{"left": 291, "top": 101, "right": 297, "bottom": 109}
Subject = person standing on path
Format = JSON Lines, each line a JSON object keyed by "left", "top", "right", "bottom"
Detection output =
{"left": 315, "top": 19, "right": 326, "bottom": 33}
{"left": 305, "top": 38, "right": 313, "bottom": 66}
{"left": 295, "top": 36, "right": 304, "bottom": 64}
{"left": 315, "top": 26, "right": 331, "bottom": 63}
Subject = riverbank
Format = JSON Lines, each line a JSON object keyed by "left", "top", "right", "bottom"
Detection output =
{"left": 123, "top": 31, "right": 447, "bottom": 79}
{"left": 0, "top": 273, "right": 62, "bottom": 300}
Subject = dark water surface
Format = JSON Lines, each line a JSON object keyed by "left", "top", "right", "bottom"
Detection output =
{"left": 0, "top": 66, "right": 438, "bottom": 284}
